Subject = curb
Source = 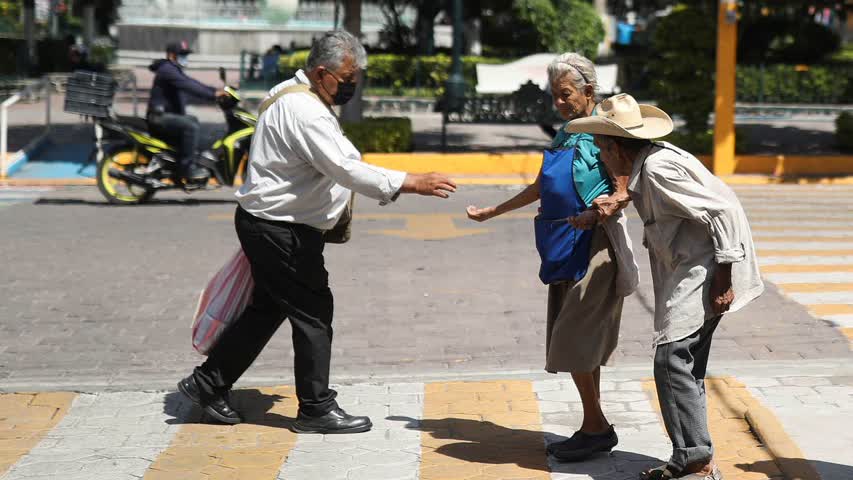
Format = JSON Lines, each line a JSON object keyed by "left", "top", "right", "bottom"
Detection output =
{"left": 745, "top": 406, "right": 822, "bottom": 480}
{"left": 708, "top": 378, "right": 822, "bottom": 480}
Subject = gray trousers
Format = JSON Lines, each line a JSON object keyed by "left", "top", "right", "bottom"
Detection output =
{"left": 653, "top": 315, "right": 722, "bottom": 471}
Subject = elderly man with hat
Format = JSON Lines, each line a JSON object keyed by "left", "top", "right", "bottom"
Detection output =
{"left": 566, "top": 94, "right": 764, "bottom": 480}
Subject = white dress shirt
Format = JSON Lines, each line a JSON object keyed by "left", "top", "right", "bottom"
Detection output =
{"left": 628, "top": 142, "right": 764, "bottom": 346}
{"left": 236, "top": 70, "right": 407, "bottom": 230}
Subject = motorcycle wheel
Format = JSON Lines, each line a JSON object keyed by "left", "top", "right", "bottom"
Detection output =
{"left": 96, "top": 147, "right": 156, "bottom": 205}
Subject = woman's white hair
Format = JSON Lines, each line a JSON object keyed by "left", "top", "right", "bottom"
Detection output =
{"left": 547, "top": 52, "right": 598, "bottom": 96}
{"left": 306, "top": 30, "right": 368, "bottom": 71}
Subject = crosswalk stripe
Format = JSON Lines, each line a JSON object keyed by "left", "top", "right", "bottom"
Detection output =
{"left": 278, "top": 383, "right": 423, "bottom": 480}
{"left": 4, "top": 392, "right": 178, "bottom": 480}
{"left": 0, "top": 392, "right": 76, "bottom": 477}
{"left": 758, "top": 249, "right": 853, "bottom": 257}
{"left": 756, "top": 236, "right": 853, "bottom": 243}
{"left": 808, "top": 304, "right": 853, "bottom": 316}
{"left": 786, "top": 291, "right": 853, "bottom": 305}
{"left": 819, "top": 314, "right": 853, "bottom": 328}
{"left": 762, "top": 265, "right": 853, "bottom": 273}
{"left": 760, "top": 256, "right": 853, "bottom": 265}
{"left": 144, "top": 386, "right": 298, "bottom": 480}
{"left": 420, "top": 380, "right": 548, "bottom": 479}
{"left": 764, "top": 272, "right": 853, "bottom": 284}
{"left": 756, "top": 242, "right": 853, "bottom": 250}
{"left": 777, "top": 283, "right": 853, "bottom": 293}
{"left": 751, "top": 225, "right": 852, "bottom": 232}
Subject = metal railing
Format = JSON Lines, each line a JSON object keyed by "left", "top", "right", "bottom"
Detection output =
{"left": 1, "top": 77, "right": 51, "bottom": 178}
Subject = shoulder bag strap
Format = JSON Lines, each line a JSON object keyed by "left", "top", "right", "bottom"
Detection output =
{"left": 258, "top": 84, "right": 332, "bottom": 116}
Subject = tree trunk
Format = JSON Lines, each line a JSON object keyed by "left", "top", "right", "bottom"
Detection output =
{"left": 415, "top": 3, "right": 439, "bottom": 55}
{"left": 23, "top": 0, "right": 36, "bottom": 74}
{"left": 341, "top": 0, "right": 364, "bottom": 123}
{"left": 83, "top": 0, "right": 97, "bottom": 46}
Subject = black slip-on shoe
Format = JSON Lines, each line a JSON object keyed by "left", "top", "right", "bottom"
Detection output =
{"left": 291, "top": 407, "right": 372, "bottom": 434}
{"left": 548, "top": 424, "right": 618, "bottom": 462}
{"left": 177, "top": 375, "right": 243, "bottom": 425}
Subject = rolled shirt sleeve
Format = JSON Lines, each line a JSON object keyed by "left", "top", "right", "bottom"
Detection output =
{"left": 646, "top": 162, "right": 746, "bottom": 264}
{"left": 296, "top": 116, "right": 407, "bottom": 203}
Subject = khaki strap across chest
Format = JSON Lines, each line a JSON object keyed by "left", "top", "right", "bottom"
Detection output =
{"left": 258, "top": 84, "right": 334, "bottom": 117}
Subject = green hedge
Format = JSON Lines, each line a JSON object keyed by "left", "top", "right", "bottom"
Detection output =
{"left": 837, "top": 112, "right": 853, "bottom": 152}
{"left": 280, "top": 51, "right": 508, "bottom": 96}
{"left": 343, "top": 117, "right": 412, "bottom": 153}
{"left": 737, "top": 64, "right": 853, "bottom": 104}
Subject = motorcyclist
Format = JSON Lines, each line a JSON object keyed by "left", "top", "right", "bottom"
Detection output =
{"left": 147, "top": 41, "right": 225, "bottom": 181}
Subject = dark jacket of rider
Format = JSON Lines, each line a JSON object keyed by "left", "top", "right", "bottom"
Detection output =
{"left": 147, "top": 59, "right": 216, "bottom": 116}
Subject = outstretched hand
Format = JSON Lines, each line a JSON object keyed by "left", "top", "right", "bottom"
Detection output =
{"left": 568, "top": 209, "right": 599, "bottom": 230}
{"left": 466, "top": 205, "right": 497, "bottom": 222}
{"left": 401, "top": 173, "right": 457, "bottom": 198}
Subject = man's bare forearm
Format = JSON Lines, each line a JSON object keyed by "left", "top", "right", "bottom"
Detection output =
{"left": 592, "top": 174, "right": 631, "bottom": 221}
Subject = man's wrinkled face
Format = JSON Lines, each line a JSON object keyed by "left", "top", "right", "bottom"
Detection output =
{"left": 318, "top": 56, "right": 360, "bottom": 105}
{"left": 593, "top": 135, "right": 618, "bottom": 161}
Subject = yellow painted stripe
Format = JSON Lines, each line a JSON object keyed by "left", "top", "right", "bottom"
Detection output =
{"left": 144, "top": 386, "right": 298, "bottom": 479}
{"left": 420, "top": 380, "right": 548, "bottom": 480}
{"left": 756, "top": 236, "right": 853, "bottom": 243}
{"left": 777, "top": 283, "right": 853, "bottom": 293}
{"left": 842, "top": 328, "right": 853, "bottom": 341}
{"left": 808, "top": 304, "right": 853, "bottom": 316}
{"left": 762, "top": 265, "right": 853, "bottom": 273}
{"left": 759, "top": 249, "right": 853, "bottom": 257}
{"left": 0, "top": 392, "right": 77, "bottom": 476}
{"left": 643, "top": 377, "right": 814, "bottom": 480}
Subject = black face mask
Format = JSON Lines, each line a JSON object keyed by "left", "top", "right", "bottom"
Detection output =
{"left": 332, "top": 80, "right": 357, "bottom": 105}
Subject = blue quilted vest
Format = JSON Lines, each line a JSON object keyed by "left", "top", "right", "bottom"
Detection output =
{"left": 534, "top": 148, "right": 594, "bottom": 284}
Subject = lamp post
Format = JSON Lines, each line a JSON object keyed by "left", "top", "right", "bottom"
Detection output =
{"left": 713, "top": 0, "right": 737, "bottom": 176}
{"left": 441, "top": 0, "right": 467, "bottom": 150}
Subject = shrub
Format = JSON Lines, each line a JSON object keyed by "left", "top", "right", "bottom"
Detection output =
{"left": 663, "top": 127, "right": 749, "bottom": 156}
{"left": 343, "top": 117, "right": 413, "bottom": 153}
{"left": 736, "top": 64, "right": 852, "bottom": 104}
{"left": 837, "top": 112, "right": 853, "bottom": 153}
{"left": 648, "top": 4, "right": 716, "bottom": 135}
{"left": 280, "top": 51, "right": 508, "bottom": 97}
{"left": 739, "top": 17, "right": 840, "bottom": 64}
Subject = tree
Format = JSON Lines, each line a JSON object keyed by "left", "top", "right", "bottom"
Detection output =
{"left": 342, "top": 0, "right": 364, "bottom": 122}
{"left": 513, "top": 0, "right": 605, "bottom": 60}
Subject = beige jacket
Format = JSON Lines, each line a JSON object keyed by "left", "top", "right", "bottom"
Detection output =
{"left": 628, "top": 142, "right": 764, "bottom": 346}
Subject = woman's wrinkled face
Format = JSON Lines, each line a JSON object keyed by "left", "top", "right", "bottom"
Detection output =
{"left": 551, "top": 75, "right": 592, "bottom": 121}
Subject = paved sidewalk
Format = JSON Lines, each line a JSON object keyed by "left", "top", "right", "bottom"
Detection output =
{"left": 1, "top": 361, "right": 851, "bottom": 480}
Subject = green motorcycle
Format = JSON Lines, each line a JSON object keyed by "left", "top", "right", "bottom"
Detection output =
{"left": 94, "top": 70, "right": 257, "bottom": 204}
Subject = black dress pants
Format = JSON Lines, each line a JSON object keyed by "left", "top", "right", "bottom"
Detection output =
{"left": 147, "top": 113, "right": 201, "bottom": 175}
{"left": 193, "top": 206, "right": 338, "bottom": 416}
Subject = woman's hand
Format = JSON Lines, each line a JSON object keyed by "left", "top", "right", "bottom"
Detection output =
{"left": 466, "top": 205, "right": 498, "bottom": 222}
{"left": 568, "top": 209, "right": 599, "bottom": 230}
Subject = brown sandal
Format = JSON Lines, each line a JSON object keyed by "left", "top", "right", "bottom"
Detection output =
{"left": 639, "top": 465, "right": 724, "bottom": 480}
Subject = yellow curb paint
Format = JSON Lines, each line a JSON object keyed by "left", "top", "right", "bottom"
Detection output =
{"left": 842, "top": 327, "right": 853, "bottom": 341}
{"left": 758, "top": 249, "right": 853, "bottom": 257}
{"left": 144, "top": 386, "right": 298, "bottom": 480}
{"left": 755, "top": 236, "right": 853, "bottom": 243}
{"left": 643, "top": 377, "right": 805, "bottom": 480}
{"left": 777, "top": 283, "right": 853, "bottom": 293}
{"left": 762, "top": 265, "right": 853, "bottom": 274}
{"left": 0, "top": 392, "right": 77, "bottom": 476}
{"left": 745, "top": 407, "right": 822, "bottom": 480}
{"left": 420, "top": 380, "right": 549, "bottom": 480}
{"left": 364, "top": 153, "right": 544, "bottom": 176}
{"left": 808, "top": 304, "right": 853, "bottom": 316}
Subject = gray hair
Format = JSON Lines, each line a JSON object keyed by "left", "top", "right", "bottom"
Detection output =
{"left": 306, "top": 30, "right": 368, "bottom": 71}
{"left": 547, "top": 52, "right": 598, "bottom": 96}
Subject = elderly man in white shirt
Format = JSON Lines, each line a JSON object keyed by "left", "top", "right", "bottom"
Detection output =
{"left": 178, "top": 31, "right": 456, "bottom": 434}
{"left": 567, "top": 94, "right": 763, "bottom": 480}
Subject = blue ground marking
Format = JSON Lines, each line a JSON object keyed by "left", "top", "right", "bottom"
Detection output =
{"left": 12, "top": 143, "right": 96, "bottom": 179}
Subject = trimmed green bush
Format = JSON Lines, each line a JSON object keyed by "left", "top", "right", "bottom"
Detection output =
{"left": 663, "top": 127, "right": 749, "bottom": 156}
{"left": 836, "top": 112, "right": 853, "bottom": 152}
{"left": 737, "top": 64, "right": 852, "bottom": 104}
{"left": 513, "top": 0, "right": 605, "bottom": 61}
{"left": 280, "top": 51, "right": 508, "bottom": 96}
{"left": 343, "top": 117, "right": 413, "bottom": 153}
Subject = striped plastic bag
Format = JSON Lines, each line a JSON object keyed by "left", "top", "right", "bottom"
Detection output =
{"left": 191, "top": 248, "right": 254, "bottom": 355}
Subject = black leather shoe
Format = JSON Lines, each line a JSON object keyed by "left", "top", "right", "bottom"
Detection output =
{"left": 548, "top": 424, "right": 618, "bottom": 462}
{"left": 177, "top": 375, "right": 243, "bottom": 425}
{"left": 291, "top": 407, "right": 372, "bottom": 434}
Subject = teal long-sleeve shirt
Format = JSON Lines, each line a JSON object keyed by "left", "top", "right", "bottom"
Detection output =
{"left": 550, "top": 125, "right": 612, "bottom": 208}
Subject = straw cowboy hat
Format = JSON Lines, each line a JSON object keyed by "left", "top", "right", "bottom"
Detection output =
{"left": 565, "top": 93, "right": 673, "bottom": 139}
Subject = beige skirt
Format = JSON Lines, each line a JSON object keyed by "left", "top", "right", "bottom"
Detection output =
{"left": 545, "top": 226, "right": 623, "bottom": 373}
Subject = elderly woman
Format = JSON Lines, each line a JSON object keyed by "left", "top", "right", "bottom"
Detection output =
{"left": 566, "top": 93, "right": 764, "bottom": 480}
{"left": 467, "top": 53, "right": 638, "bottom": 462}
